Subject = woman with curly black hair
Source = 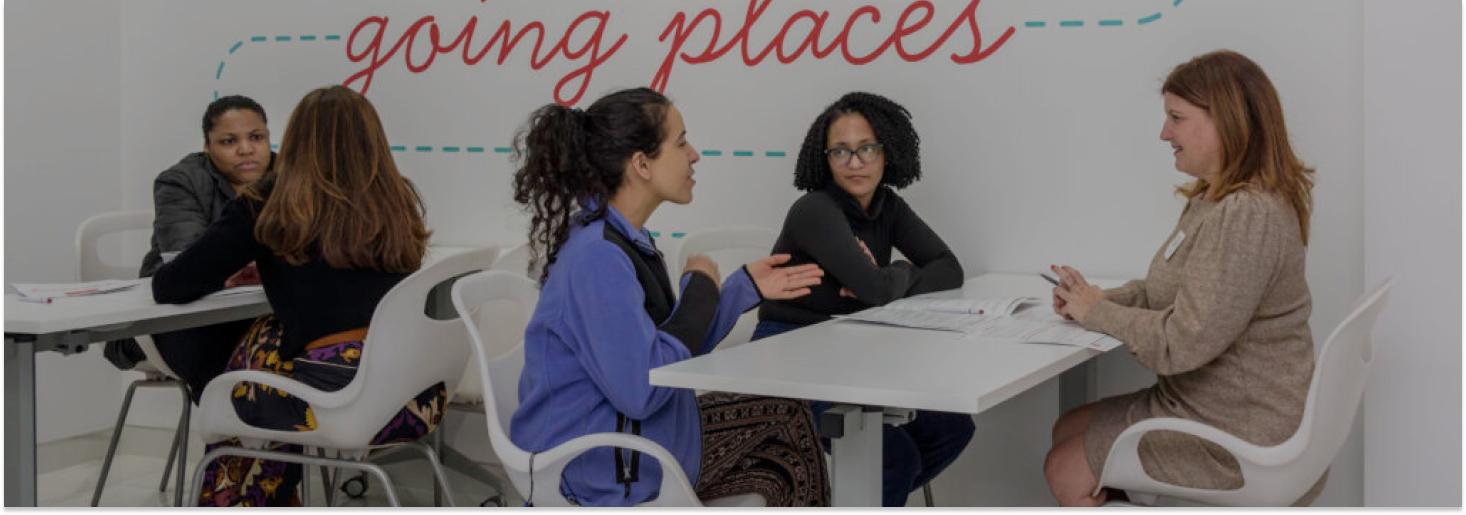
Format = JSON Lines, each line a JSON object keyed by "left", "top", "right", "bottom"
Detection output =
{"left": 752, "top": 91, "right": 973, "bottom": 507}
{"left": 507, "top": 87, "right": 831, "bottom": 506}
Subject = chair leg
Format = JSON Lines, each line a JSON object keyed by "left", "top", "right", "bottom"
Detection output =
{"left": 158, "top": 395, "right": 185, "bottom": 492}
{"left": 189, "top": 445, "right": 403, "bottom": 507}
{"left": 173, "top": 397, "right": 190, "bottom": 507}
{"left": 923, "top": 483, "right": 934, "bottom": 507}
{"left": 437, "top": 442, "right": 511, "bottom": 506}
{"left": 90, "top": 380, "right": 144, "bottom": 506}
{"left": 300, "top": 447, "right": 312, "bottom": 506}
{"left": 316, "top": 448, "right": 335, "bottom": 507}
{"left": 406, "top": 440, "right": 457, "bottom": 507}
{"left": 432, "top": 431, "right": 444, "bottom": 507}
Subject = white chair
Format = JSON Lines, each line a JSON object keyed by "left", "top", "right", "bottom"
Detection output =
{"left": 430, "top": 243, "right": 541, "bottom": 506}
{"left": 1094, "top": 278, "right": 1394, "bottom": 506}
{"left": 451, "top": 270, "right": 763, "bottom": 507}
{"left": 78, "top": 210, "right": 194, "bottom": 507}
{"left": 673, "top": 226, "right": 779, "bottom": 351}
{"left": 490, "top": 241, "right": 543, "bottom": 279}
{"left": 185, "top": 247, "right": 498, "bottom": 507}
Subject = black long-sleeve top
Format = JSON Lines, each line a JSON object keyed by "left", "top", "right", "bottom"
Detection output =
{"left": 758, "top": 184, "right": 964, "bottom": 325}
{"left": 151, "top": 185, "right": 413, "bottom": 360}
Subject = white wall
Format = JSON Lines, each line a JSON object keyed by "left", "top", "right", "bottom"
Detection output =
{"left": 1362, "top": 0, "right": 1462, "bottom": 507}
{"left": 4, "top": 0, "right": 135, "bottom": 443}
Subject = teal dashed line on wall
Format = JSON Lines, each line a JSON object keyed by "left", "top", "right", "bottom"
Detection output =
{"left": 216, "top": 34, "right": 343, "bottom": 97}
{"left": 1024, "top": 0, "right": 1183, "bottom": 29}
{"left": 647, "top": 231, "right": 688, "bottom": 240}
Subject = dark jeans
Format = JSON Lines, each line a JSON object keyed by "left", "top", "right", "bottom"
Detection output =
{"left": 751, "top": 319, "right": 976, "bottom": 507}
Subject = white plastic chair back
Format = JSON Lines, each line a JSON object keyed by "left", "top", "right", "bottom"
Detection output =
{"left": 1096, "top": 278, "right": 1394, "bottom": 506}
{"left": 491, "top": 242, "right": 543, "bottom": 279}
{"left": 672, "top": 226, "right": 779, "bottom": 350}
{"left": 76, "top": 210, "right": 177, "bottom": 378}
{"left": 450, "top": 265, "right": 539, "bottom": 404}
{"left": 454, "top": 270, "right": 741, "bottom": 507}
{"left": 77, "top": 210, "right": 153, "bottom": 283}
{"left": 195, "top": 247, "right": 497, "bottom": 450}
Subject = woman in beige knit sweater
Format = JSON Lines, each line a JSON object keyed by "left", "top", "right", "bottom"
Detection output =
{"left": 1042, "top": 50, "right": 1321, "bottom": 507}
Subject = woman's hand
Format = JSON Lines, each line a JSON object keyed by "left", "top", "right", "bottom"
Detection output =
{"left": 683, "top": 254, "right": 722, "bottom": 290}
{"left": 747, "top": 254, "right": 824, "bottom": 300}
{"left": 224, "top": 262, "right": 261, "bottom": 288}
{"left": 1051, "top": 265, "right": 1104, "bottom": 324}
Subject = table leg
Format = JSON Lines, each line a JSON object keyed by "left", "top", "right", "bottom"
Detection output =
{"left": 1059, "top": 358, "right": 1098, "bottom": 412}
{"left": 825, "top": 405, "right": 882, "bottom": 507}
{"left": 5, "top": 336, "right": 38, "bottom": 506}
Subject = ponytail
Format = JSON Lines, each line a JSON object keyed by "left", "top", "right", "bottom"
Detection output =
{"left": 510, "top": 88, "right": 672, "bottom": 283}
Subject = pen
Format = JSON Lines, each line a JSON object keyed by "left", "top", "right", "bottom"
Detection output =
{"left": 1040, "top": 272, "right": 1060, "bottom": 286}
{"left": 17, "top": 296, "right": 52, "bottom": 304}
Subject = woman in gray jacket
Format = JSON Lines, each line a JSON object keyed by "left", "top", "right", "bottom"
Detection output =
{"left": 107, "top": 95, "right": 276, "bottom": 400}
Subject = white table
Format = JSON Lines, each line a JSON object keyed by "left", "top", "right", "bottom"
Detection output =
{"left": 649, "top": 273, "right": 1124, "bottom": 506}
{"left": 3, "top": 245, "right": 481, "bottom": 507}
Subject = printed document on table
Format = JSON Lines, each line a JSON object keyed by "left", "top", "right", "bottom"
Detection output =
{"left": 10, "top": 279, "right": 145, "bottom": 300}
{"left": 204, "top": 285, "right": 265, "bottom": 299}
{"left": 964, "top": 316, "right": 1116, "bottom": 350}
{"left": 884, "top": 296, "right": 1042, "bottom": 317}
{"left": 834, "top": 308, "right": 983, "bottom": 334}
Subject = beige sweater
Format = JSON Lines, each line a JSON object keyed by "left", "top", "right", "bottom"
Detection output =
{"left": 1084, "top": 188, "right": 1316, "bottom": 490}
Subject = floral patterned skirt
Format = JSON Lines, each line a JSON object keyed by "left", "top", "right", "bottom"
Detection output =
{"left": 196, "top": 316, "right": 447, "bottom": 506}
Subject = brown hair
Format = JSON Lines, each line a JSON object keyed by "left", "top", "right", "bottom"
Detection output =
{"left": 1164, "top": 50, "right": 1315, "bottom": 244}
{"left": 249, "top": 85, "right": 430, "bottom": 272}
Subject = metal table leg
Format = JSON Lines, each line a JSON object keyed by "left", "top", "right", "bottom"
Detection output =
{"left": 824, "top": 404, "right": 883, "bottom": 507}
{"left": 5, "top": 336, "right": 38, "bottom": 506}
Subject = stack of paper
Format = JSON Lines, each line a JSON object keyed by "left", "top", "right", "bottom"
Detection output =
{"left": 884, "top": 297, "right": 1042, "bottom": 317}
{"left": 834, "top": 308, "right": 984, "bottom": 334}
{"left": 10, "top": 279, "right": 145, "bottom": 301}
{"left": 833, "top": 295, "right": 1117, "bottom": 350}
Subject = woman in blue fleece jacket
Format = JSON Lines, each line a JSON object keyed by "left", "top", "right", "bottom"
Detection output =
{"left": 506, "top": 87, "right": 831, "bottom": 506}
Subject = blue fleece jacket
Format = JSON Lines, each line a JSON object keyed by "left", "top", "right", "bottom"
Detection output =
{"left": 510, "top": 205, "right": 761, "bottom": 506}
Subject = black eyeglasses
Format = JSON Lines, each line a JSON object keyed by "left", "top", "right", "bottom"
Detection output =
{"left": 825, "top": 143, "right": 884, "bottom": 165}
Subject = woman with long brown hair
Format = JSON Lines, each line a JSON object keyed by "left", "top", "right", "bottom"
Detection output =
{"left": 151, "top": 85, "right": 434, "bottom": 506}
{"left": 1043, "top": 50, "right": 1322, "bottom": 506}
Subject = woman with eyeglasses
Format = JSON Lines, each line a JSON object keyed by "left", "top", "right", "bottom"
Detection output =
{"left": 750, "top": 92, "right": 972, "bottom": 507}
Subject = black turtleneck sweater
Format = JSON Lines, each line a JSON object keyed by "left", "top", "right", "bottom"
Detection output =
{"left": 758, "top": 184, "right": 965, "bottom": 325}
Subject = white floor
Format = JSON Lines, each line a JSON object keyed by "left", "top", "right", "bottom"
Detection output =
{"left": 39, "top": 424, "right": 522, "bottom": 507}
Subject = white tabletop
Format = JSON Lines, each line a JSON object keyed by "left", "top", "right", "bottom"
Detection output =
{"left": 4, "top": 284, "right": 266, "bottom": 336}
{"left": 4, "top": 244, "right": 488, "bottom": 336}
{"left": 649, "top": 273, "right": 1125, "bottom": 414}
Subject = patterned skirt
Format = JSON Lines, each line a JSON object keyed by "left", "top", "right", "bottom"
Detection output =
{"left": 196, "top": 316, "right": 447, "bottom": 507}
{"left": 694, "top": 393, "right": 830, "bottom": 506}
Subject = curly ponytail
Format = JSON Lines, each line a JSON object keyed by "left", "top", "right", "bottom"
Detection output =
{"left": 511, "top": 88, "right": 672, "bottom": 282}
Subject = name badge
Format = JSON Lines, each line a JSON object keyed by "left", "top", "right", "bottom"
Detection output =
{"left": 1164, "top": 230, "right": 1185, "bottom": 260}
